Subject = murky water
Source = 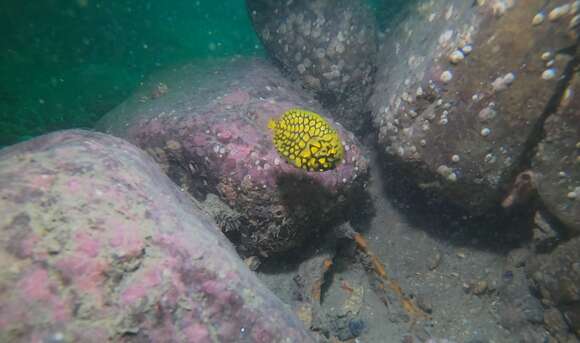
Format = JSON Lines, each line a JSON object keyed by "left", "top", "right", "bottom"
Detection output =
{"left": 1, "top": 1, "right": 578, "bottom": 342}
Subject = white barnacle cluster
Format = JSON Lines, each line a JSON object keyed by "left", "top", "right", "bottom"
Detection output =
{"left": 437, "top": 164, "right": 458, "bottom": 182}
{"left": 539, "top": 50, "right": 559, "bottom": 81}
{"left": 491, "top": 72, "right": 516, "bottom": 92}
{"left": 534, "top": 1, "right": 580, "bottom": 42}
{"left": 478, "top": 102, "right": 497, "bottom": 123}
{"left": 485, "top": 0, "right": 514, "bottom": 17}
{"left": 447, "top": 39, "right": 473, "bottom": 66}
{"left": 213, "top": 144, "right": 227, "bottom": 158}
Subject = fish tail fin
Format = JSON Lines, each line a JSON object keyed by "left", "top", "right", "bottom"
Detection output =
{"left": 267, "top": 118, "right": 276, "bottom": 130}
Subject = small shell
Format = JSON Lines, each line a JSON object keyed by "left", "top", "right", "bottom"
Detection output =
{"left": 478, "top": 107, "right": 497, "bottom": 122}
{"left": 542, "top": 68, "right": 557, "bottom": 80}
{"left": 440, "top": 70, "right": 453, "bottom": 83}
{"left": 484, "top": 153, "right": 496, "bottom": 164}
{"left": 541, "top": 52, "right": 552, "bottom": 61}
{"left": 481, "top": 128, "right": 491, "bottom": 137}
{"left": 437, "top": 165, "right": 453, "bottom": 177}
{"left": 492, "top": 73, "right": 515, "bottom": 92}
{"left": 461, "top": 45, "right": 473, "bottom": 55}
{"left": 416, "top": 86, "right": 424, "bottom": 96}
{"left": 451, "top": 154, "right": 460, "bottom": 162}
{"left": 447, "top": 172, "right": 457, "bottom": 182}
{"left": 449, "top": 50, "right": 465, "bottom": 64}
{"left": 532, "top": 13, "right": 545, "bottom": 26}
{"left": 504, "top": 73, "right": 515, "bottom": 84}
{"left": 549, "top": 5, "right": 570, "bottom": 21}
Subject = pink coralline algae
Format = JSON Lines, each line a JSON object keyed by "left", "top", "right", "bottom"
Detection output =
{"left": 97, "top": 58, "right": 370, "bottom": 256}
{"left": 0, "top": 130, "right": 314, "bottom": 342}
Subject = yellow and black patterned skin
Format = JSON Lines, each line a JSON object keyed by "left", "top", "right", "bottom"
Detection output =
{"left": 268, "top": 108, "right": 344, "bottom": 172}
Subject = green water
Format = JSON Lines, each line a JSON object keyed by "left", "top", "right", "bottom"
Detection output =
{"left": 0, "top": 0, "right": 411, "bottom": 148}
{"left": 0, "top": 0, "right": 263, "bottom": 147}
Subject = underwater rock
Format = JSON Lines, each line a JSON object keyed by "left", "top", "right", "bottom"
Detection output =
{"left": 97, "top": 58, "right": 368, "bottom": 257}
{"left": 246, "top": 0, "right": 377, "bottom": 134}
{"left": 370, "top": 0, "right": 579, "bottom": 214}
{"left": 544, "top": 307, "right": 578, "bottom": 343}
{"left": 0, "top": 130, "right": 314, "bottom": 343}
{"left": 532, "top": 69, "right": 580, "bottom": 235}
{"left": 532, "top": 210, "right": 562, "bottom": 252}
{"left": 527, "top": 236, "right": 580, "bottom": 339}
{"left": 497, "top": 249, "right": 547, "bottom": 342}
{"left": 294, "top": 253, "right": 334, "bottom": 306}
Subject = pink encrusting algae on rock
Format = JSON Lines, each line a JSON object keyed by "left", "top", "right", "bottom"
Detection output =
{"left": 18, "top": 268, "right": 53, "bottom": 301}
{"left": 0, "top": 130, "right": 314, "bottom": 342}
{"left": 97, "top": 58, "right": 369, "bottom": 256}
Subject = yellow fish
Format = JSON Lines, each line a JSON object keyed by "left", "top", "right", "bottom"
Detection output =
{"left": 268, "top": 108, "right": 344, "bottom": 172}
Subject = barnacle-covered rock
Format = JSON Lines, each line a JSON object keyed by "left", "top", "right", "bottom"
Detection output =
{"left": 0, "top": 130, "right": 313, "bottom": 342}
{"left": 246, "top": 0, "right": 377, "bottom": 134}
{"left": 370, "top": 0, "right": 579, "bottom": 214}
{"left": 532, "top": 69, "right": 580, "bottom": 235}
{"left": 97, "top": 58, "right": 368, "bottom": 256}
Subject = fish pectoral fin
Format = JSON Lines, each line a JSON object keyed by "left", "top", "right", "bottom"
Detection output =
{"left": 267, "top": 118, "right": 277, "bottom": 130}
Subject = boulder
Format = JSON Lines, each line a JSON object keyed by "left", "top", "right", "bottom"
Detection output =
{"left": 246, "top": 0, "right": 377, "bottom": 134}
{"left": 532, "top": 69, "right": 580, "bottom": 235}
{"left": 97, "top": 58, "right": 368, "bottom": 256}
{"left": 370, "top": 0, "right": 579, "bottom": 214}
{"left": 0, "top": 130, "right": 313, "bottom": 342}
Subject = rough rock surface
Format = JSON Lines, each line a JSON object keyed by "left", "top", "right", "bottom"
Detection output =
{"left": 527, "top": 236, "right": 580, "bottom": 339}
{"left": 370, "top": 0, "right": 579, "bottom": 214}
{"left": 533, "top": 69, "right": 580, "bottom": 235}
{"left": 97, "top": 58, "right": 368, "bottom": 256}
{"left": 246, "top": 0, "right": 377, "bottom": 134}
{"left": 497, "top": 248, "right": 546, "bottom": 342}
{"left": 0, "top": 130, "right": 313, "bottom": 343}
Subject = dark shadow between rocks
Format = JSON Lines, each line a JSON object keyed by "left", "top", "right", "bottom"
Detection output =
{"left": 367, "top": 139, "right": 535, "bottom": 255}
{"left": 258, "top": 171, "right": 373, "bottom": 273}
{"left": 368, "top": 50, "right": 580, "bottom": 255}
